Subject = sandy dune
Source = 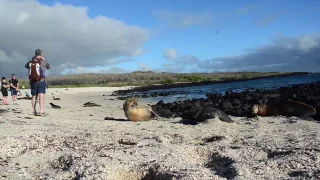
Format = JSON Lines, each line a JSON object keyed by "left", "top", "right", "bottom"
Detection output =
{"left": 0, "top": 87, "right": 319, "bottom": 180}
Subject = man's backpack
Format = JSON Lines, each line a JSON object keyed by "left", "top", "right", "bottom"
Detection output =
{"left": 28, "top": 57, "right": 44, "bottom": 82}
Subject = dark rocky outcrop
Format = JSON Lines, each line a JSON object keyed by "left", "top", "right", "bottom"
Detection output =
{"left": 150, "top": 82, "right": 320, "bottom": 121}
{"left": 115, "top": 90, "right": 187, "bottom": 100}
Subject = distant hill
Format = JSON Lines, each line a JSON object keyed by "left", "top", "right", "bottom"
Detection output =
{"left": 17, "top": 71, "right": 311, "bottom": 88}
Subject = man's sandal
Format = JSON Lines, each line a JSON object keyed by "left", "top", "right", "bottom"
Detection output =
{"left": 34, "top": 112, "right": 49, "bottom": 117}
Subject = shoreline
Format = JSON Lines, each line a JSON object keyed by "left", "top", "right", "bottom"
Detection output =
{"left": 112, "top": 72, "right": 311, "bottom": 95}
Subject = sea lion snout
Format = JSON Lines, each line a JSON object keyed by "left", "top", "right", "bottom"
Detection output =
{"left": 252, "top": 104, "right": 260, "bottom": 114}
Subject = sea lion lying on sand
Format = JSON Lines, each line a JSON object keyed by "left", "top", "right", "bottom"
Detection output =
{"left": 252, "top": 100, "right": 317, "bottom": 119}
{"left": 123, "top": 97, "right": 160, "bottom": 122}
{"left": 179, "top": 105, "right": 234, "bottom": 125}
{"left": 83, "top": 102, "right": 100, "bottom": 107}
{"left": 49, "top": 103, "right": 61, "bottom": 109}
{"left": 53, "top": 96, "right": 60, "bottom": 100}
{"left": 195, "top": 105, "right": 234, "bottom": 123}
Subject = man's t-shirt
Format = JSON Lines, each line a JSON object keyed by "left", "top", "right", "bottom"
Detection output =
{"left": 9, "top": 79, "right": 19, "bottom": 90}
{"left": 1, "top": 82, "right": 8, "bottom": 92}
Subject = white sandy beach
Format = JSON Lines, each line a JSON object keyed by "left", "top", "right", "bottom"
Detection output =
{"left": 0, "top": 87, "right": 320, "bottom": 180}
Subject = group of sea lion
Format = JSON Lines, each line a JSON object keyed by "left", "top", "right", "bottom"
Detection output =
{"left": 50, "top": 94, "right": 61, "bottom": 109}
{"left": 122, "top": 96, "right": 318, "bottom": 122}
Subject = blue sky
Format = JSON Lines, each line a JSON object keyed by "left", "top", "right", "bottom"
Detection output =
{"left": 41, "top": 0, "right": 320, "bottom": 72}
{"left": 1, "top": 0, "right": 319, "bottom": 75}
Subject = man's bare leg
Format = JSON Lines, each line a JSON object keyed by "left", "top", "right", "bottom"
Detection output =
{"left": 39, "top": 93, "right": 45, "bottom": 113}
{"left": 13, "top": 95, "right": 17, "bottom": 104}
{"left": 32, "top": 95, "right": 37, "bottom": 114}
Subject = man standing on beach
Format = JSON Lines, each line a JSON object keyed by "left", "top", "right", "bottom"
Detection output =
{"left": 9, "top": 74, "right": 19, "bottom": 105}
{"left": 25, "top": 49, "right": 51, "bottom": 116}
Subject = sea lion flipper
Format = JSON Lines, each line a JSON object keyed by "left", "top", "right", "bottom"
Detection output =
{"left": 151, "top": 109, "right": 161, "bottom": 119}
{"left": 297, "top": 110, "right": 317, "bottom": 118}
{"left": 299, "top": 116, "right": 315, "bottom": 121}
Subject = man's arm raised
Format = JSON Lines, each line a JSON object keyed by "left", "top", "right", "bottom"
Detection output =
{"left": 25, "top": 61, "right": 30, "bottom": 69}
{"left": 45, "top": 61, "right": 51, "bottom": 69}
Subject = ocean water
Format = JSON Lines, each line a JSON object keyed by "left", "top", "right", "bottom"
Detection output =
{"left": 133, "top": 73, "right": 320, "bottom": 103}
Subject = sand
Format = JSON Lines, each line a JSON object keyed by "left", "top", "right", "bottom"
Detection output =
{"left": 0, "top": 87, "right": 319, "bottom": 180}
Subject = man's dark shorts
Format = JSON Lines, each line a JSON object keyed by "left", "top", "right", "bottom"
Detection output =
{"left": 30, "top": 81, "right": 46, "bottom": 96}
{"left": 10, "top": 89, "right": 17, "bottom": 96}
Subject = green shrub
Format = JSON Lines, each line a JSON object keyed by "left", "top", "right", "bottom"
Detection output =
{"left": 182, "top": 75, "right": 205, "bottom": 82}
{"left": 160, "top": 79, "right": 174, "bottom": 85}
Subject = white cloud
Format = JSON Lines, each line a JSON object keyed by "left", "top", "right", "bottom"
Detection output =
{"left": 177, "top": 54, "right": 200, "bottom": 65}
{"left": 152, "top": 9, "right": 214, "bottom": 28}
{"left": 154, "top": 66, "right": 185, "bottom": 73}
{"left": 299, "top": 36, "right": 319, "bottom": 52}
{"left": 60, "top": 63, "right": 76, "bottom": 68}
{"left": 162, "top": 63, "right": 176, "bottom": 68}
{"left": 0, "top": 0, "right": 150, "bottom": 77}
{"left": 64, "top": 66, "right": 127, "bottom": 74}
{"left": 161, "top": 34, "right": 320, "bottom": 73}
{"left": 159, "top": 54, "right": 200, "bottom": 72}
{"left": 138, "top": 62, "right": 151, "bottom": 71}
{"left": 0, "top": 50, "right": 10, "bottom": 62}
{"left": 197, "top": 34, "right": 320, "bottom": 72}
{"left": 255, "top": 11, "right": 286, "bottom": 27}
{"left": 163, "top": 48, "right": 177, "bottom": 61}
{"left": 106, "top": 67, "right": 127, "bottom": 74}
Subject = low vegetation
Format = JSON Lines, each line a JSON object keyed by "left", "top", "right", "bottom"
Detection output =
{"left": 17, "top": 71, "right": 299, "bottom": 89}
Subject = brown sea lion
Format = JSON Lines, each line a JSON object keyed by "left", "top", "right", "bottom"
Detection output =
{"left": 123, "top": 97, "right": 160, "bottom": 122}
{"left": 53, "top": 96, "right": 60, "bottom": 100}
{"left": 49, "top": 103, "right": 61, "bottom": 109}
{"left": 83, "top": 102, "right": 100, "bottom": 107}
{"left": 252, "top": 100, "right": 317, "bottom": 118}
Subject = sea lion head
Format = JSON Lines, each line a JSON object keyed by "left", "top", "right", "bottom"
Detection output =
{"left": 124, "top": 97, "right": 138, "bottom": 109}
{"left": 252, "top": 104, "right": 261, "bottom": 114}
